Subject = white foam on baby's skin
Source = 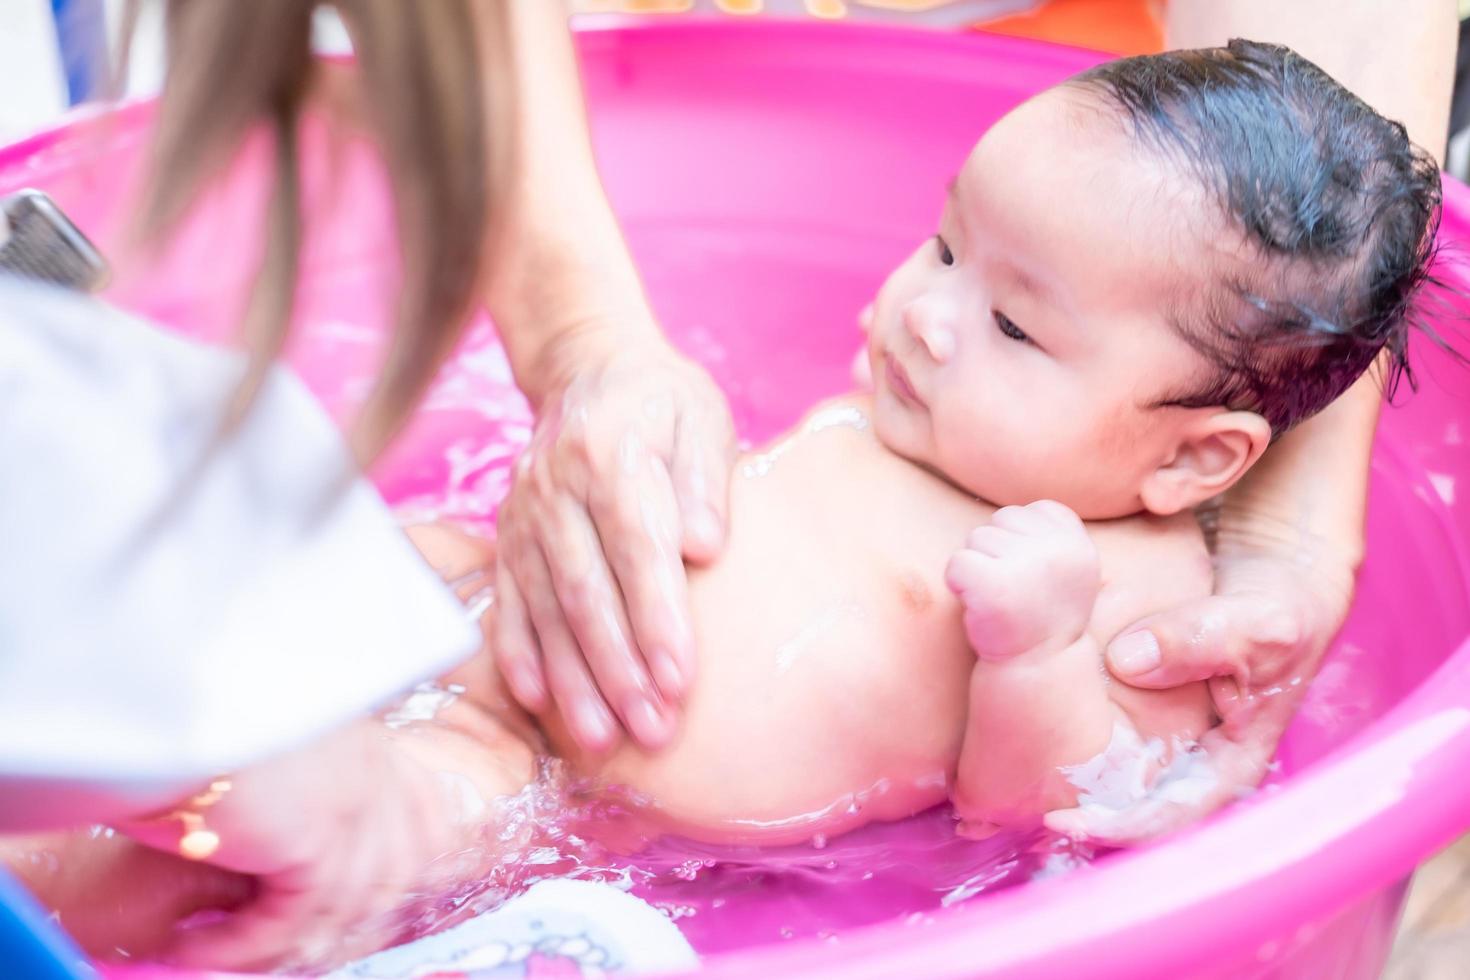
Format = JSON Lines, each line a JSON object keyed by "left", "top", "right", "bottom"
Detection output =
{"left": 740, "top": 403, "right": 870, "bottom": 479}
{"left": 805, "top": 403, "right": 871, "bottom": 433}
{"left": 1059, "top": 721, "right": 1221, "bottom": 815}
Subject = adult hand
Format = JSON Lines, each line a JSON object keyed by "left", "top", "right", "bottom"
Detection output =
{"left": 493, "top": 323, "right": 738, "bottom": 752}
{"left": 119, "top": 723, "right": 464, "bottom": 972}
{"left": 0, "top": 830, "right": 252, "bottom": 963}
{"left": 1044, "top": 519, "right": 1357, "bottom": 844}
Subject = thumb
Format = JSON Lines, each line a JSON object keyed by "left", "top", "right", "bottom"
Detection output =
{"left": 1105, "top": 593, "right": 1298, "bottom": 690}
{"left": 159, "top": 890, "right": 304, "bottom": 972}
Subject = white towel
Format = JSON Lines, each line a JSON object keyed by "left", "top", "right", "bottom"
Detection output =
{"left": 0, "top": 278, "right": 479, "bottom": 828}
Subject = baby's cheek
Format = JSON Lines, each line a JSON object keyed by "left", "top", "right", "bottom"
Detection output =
{"left": 872, "top": 398, "right": 933, "bottom": 470}
{"left": 947, "top": 404, "right": 1063, "bottom": 504}
{"left": 1088, "top": 403, "right": 1158, "bottom": 472}
{"left": 932, "top": 414, "right": 1004, "bottom": 499}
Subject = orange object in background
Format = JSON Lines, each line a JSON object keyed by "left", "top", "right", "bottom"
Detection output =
{"left": 978, "top": 0, "right": 1164, "bottom": 56}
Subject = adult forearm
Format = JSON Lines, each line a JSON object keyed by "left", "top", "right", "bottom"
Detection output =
{"left": 1165, "top": 0, "right": 1457, "bottom": 161}
{"left": 1213, "top": 375, "right": 1377, "bottom": 594}
{"left": 478, "top": 0, "right": 658, "bottom": 406}
{"left": 1166, "top": 0, "right": 1456, "bottom": 575}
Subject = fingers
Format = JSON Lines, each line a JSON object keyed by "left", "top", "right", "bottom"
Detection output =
{"left": 944, "top": 547, "right": 993, "bottom": 600}
{"left": 989, "top": 500, "right": 1081, "bottom": 533}
{"left": 163, "top": 848, "right": 372, "bottom": 973}
{"left": 1208, "top": 664, "right": 1302, "bottom": 745}
{"left": 163, "top": 743, "right": 461, "bottom": 972}
{"left": 671, "top": 408, "right": 734, "bottom": 563}
{"left": 491, "top": 351, "right": 732, "bottom": 751}
{"left": 539, "top": 492, "right": 677, "bottom": 749}
{"left": 1105, "top": 593, "right": 1302, "bottom": 691}
{"left": 1043, "top": 795, "right": 1212, "bottom": 846}
{"left": 945, "top": 548, "right": 1021, "bottom": 615}
{"left": 963, "top": 524, "right": 1011, "bottom": 557}
{"left": 161, "top": 888, "right": 311, "bottom": 971}
{"left": 496, "top": 429, "right": 672, "bottom": 749}
{"left": 1025, "top": 498, "right": 1085, "bottom": 527}
{"left": 590, "top": 451, "right": 694, "bottom": 705}
{"left": 491, "top": 562, "right": 548, "bottom": 711}
{"left": 961, "top": 501, "right": 1081, "bottom": 560}
{"left": 504, "top": 535, "right": 619, "bottom": 751}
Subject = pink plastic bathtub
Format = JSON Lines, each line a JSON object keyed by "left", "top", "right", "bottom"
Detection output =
{"left": 4, "top": 19, "right": 1470, "bottom": 980}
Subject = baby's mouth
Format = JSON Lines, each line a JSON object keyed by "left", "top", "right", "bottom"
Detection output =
{"left": 884, "top": 353, "right": 924, "bottom": 407}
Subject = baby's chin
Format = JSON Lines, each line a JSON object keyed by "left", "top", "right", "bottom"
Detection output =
{"left": 868, "top": 389, "right": 924, "bottom": 456}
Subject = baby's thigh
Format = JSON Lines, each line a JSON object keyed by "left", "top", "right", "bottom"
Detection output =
{"left": 404, "top": 521, "right": 497, "bottom": 586}
{"left": 400, "top": 522, "right": 540, "bottom": 747}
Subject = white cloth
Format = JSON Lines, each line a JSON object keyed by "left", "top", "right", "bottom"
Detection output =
{"left": 0, "top": 277, "right": 480, "bottom": 829}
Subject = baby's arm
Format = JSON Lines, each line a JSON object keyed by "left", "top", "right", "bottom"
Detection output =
{"left": 946, "top": 502, "right": 1123, "bottom": 835}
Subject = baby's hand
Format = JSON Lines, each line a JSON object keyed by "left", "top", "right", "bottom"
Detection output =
{"left": 945, "top": 501, "right": 1100, "bottom": 661}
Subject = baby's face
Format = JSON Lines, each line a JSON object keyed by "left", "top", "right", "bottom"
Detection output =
{"left": 867, "top": 86, "right": 1225, "bottom": 519}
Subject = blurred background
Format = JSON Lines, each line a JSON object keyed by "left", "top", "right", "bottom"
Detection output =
{"left": 5, "top": 0, "right": 1470, "bottom": 175}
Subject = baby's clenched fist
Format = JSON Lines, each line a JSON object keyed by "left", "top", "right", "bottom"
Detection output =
{"left": 944, "top": 500, "right": 1101, "bottom": 661}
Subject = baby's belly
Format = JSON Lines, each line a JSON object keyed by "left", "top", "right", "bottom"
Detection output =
{"left": 557, "top": 643, "right": 973, "bottom": 846}
{"left": 547, "top": 499, "right": 979, "bottom": 846}
{"left": 535, "top": 398, "right": 999, "bottom": 846}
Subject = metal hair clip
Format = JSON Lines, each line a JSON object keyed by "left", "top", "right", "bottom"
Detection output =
{"left": 0, "top": 189, "right": 110, "bottom": 292}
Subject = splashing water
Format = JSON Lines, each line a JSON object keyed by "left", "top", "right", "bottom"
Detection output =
{"left": 374, "top": 756, "right": 1093, "bottom": 961}
{"left": 284, "top": 313, "right": 1102, "bottom": 959}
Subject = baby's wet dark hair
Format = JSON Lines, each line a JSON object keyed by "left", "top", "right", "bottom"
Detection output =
{"left": 1073, "top": 38, "right": 1444, "bottom": 437}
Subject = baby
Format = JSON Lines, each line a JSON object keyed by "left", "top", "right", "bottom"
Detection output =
{"left": 9, "top": 39, "right": 1441, "bottom": 970}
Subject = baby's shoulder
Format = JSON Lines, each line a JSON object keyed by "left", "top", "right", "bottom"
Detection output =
{"left": 1089, "top": 509, "right": 1207, "bottom": 561}
{"left": 1087, "top": 511, "right": 1211, "bottom": 630}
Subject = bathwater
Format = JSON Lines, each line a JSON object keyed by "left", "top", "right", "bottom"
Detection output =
{"left": 275, "top": 225, "right": 1467, "bottom": 958}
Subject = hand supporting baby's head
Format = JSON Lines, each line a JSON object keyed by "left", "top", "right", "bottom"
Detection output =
{"left": 866, "top": 39, "right": 1441, "bottom": 520}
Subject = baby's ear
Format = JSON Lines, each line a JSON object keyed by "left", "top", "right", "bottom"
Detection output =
{"left": 1139, "top": 411, "right": 1271, "bottom": 516}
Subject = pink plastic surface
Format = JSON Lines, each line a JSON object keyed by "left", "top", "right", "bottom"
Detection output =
{"left": 5, "top": 20, "right": 1470, "bottom": 980}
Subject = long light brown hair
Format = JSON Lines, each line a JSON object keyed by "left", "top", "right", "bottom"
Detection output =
{"left": 120, "top": 0, "right": 511, "bottom": 461}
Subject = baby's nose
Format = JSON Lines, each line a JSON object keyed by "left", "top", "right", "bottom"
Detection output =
{"left": 902, "top": 297, "right": 956, "bottom": 363}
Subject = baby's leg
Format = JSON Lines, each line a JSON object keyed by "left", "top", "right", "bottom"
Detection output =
{"left": 402, "top": 522, "right": 541, "bottom": 748}
{"left": 946, "top": 502, "right": 1122, "bottom": 834}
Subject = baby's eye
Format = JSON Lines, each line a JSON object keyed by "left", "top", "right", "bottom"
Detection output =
{"left": 994, "top": 311, "right": 1030, "bottom": 343}
{"left": 935, "top": 235, "right": 955, "bottom": 267}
